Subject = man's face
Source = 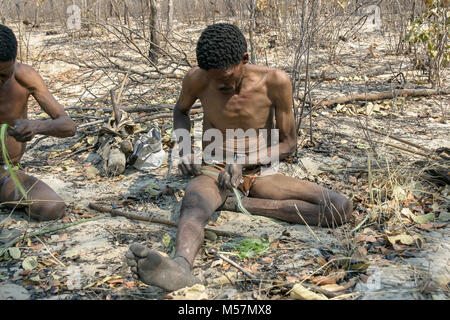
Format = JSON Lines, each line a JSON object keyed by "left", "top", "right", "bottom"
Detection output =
{"left": 0, "top": 60, "right": 15, "bottom": 87}
{"left": 207, "top": 53, "right": 249, "bottom": 93}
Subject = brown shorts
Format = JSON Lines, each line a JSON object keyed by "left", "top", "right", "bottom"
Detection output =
{"left": 201, "top": 163, "right": 260, "bottom": 196}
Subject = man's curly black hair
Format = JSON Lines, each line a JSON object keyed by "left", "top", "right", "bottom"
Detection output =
{"left": 0, "top": 25, "right": 18, "bottom": 62}
{"left": 196, "top": 23, "right": 247, "bottom": 70}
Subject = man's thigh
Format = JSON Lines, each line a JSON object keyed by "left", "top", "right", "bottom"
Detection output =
{"left": 0, "top": 171, "right": 63, "bottom": 203}
{"left": 249, "top": 173, "right": 334, "bottom": 204}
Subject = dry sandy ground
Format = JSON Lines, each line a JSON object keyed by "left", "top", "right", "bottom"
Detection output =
{"left": 0, "top": 19, "right": 449, "bottom": 300}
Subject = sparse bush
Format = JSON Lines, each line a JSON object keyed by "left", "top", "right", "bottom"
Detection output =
{"left": 407, "top": 0, "right": 449, "bottom": 86}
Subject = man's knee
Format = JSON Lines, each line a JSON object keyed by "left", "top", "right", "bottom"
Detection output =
{"left": 325, "top": 194, "right": 353, "bottom": 225}
{"left": 180, "top": 191, "right": 214, "bottom": 221}
{"left": 30, "top": 201, "right": 66, "bottom": 221}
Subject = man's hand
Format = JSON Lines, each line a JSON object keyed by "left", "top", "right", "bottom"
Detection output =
{"left": 178, "top": 154, "right": 202, "bottom": 176}
{"left": 218, "top": 164, "right": 243, "bottom": 190}
{"left": 8, "top": 119, "right": 41, "bottom": 142}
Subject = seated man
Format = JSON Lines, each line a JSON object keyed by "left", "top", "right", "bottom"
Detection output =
{"left": 0, "top": 25, "right": 76, "bottom": 220}
{"left": 126, "top": 23, "right": 353, "bottom": 291}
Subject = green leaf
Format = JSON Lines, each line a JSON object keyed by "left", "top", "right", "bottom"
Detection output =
{"left": 412, "top": 213, "right": 435, "bottom": 224}
{"left": 438, "top": 211, "right": 450, "bottom": 222}
{"left": 234, "top": 238, "right": 270, "bottom": 260}
{"left": 162, "top": 233, "right": 172, "bottom": 249}
{"left": 144, "top": 182, "right": 161, "bottom": 198}
{"left": 8, "top": 247, "right": 21, "bottom": 259}
{"left": 22, "top": 256, "right": 38, "bottom": 270}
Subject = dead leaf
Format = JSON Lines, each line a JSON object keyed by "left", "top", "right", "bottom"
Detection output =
{"left": 301, "top": 157, "right": 323, "bottom": 175}
{"left": 85, "top": 166, "right": 100, "bottom": 179}
{"left": 286, "top": 276, "right": 297, "bottom": 283}
{"left": 261, "top": 257, "right": 274, "bottom": 264}
{"left": 416, "top": 222, "right": 434, "bottom": 230}
{"left": 302, "top": 259, "right": 315, "bottom": 267}
{"left": 290, "top": 284, "right": 328, "bottom": 300}
{"left": 320, "top": 283, "right": 347, "bottom": 292}
{"left": 356, "top": 234, "right": 377, "bottom": 243}
{"left": 269, "top": 240, "right": 279, "bottom": 249}
{"left": 386, "top": 234, "right": 422, "bottom": 246}
{"left": 316, "top": 257, "right": 327, "bottom": 266}
{"left": 211, "top": 272, "right": 236, "bottom": 286}
{"left": 58, "top": 233, "right": 68, "bottom": 242}
{"left": 170, "top": 284, "right": 208, "bottom": 300}
{"left": 331, "top": 269, "right": 347, "bottom": 282}
{"left": 30, "top": 243, "right": 43, "bottom": 251}
{"left": 311, "top": 276, "right": 337, "bottom": 285}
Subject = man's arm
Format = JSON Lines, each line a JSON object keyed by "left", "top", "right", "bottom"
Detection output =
{"left": 241, "top": 69, "right": 296, "bottom": 166}
{"left": 269, "top": 69, "right": 297, "bottom": 160}
{"left": 10, "top": 64, "right": 76, "bottom": 142}
{"left": 173, "top": 67, "right": 206, "bottom": 175}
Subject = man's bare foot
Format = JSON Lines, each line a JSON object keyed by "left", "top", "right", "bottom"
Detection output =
{"left": 125, "top": 243, "right": 200, "bottom": 292}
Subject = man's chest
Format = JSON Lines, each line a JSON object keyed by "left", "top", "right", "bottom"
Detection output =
{"left": 199, "top": 89, "right": 272, "bottom": 130}
{"left": 0, "top": 81, "right": 28, "bottom": 120}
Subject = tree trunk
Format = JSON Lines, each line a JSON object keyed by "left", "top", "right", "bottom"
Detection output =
{"left": 34, "top": 1, "right": 40, "bottom": 27}
{"left": 249, "top": 0, "right": 256, "bottom": 64}
{"left": 148, "top": 0, "right": 160, "bottom": 63}
{"left": 167, "top": 0, "right": 174, "bottom": 34}
{"left": 124, "top": 3, "right": 129, "bottom": 25}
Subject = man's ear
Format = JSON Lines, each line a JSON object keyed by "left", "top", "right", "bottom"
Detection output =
{"left": 242, "top": 53, "right": 249, "bottom": 64}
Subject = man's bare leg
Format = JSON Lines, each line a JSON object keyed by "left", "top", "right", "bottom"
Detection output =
{"left": 223, "top": 174, "right": 352, "bottom": 227}
{"left": 126, "top": 175, "right": 228, "bottom": 291}
{"left": 0, "top": 171, "right": 65, "bottom": 221}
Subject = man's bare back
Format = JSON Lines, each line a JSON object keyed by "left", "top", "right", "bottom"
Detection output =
{"left": 0, "top": 25, "right": 76, "bottom": 220}
{"left": 126, "top": 23, "right": 353, "bottom": 292}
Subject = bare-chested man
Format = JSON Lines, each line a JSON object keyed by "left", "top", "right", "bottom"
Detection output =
{"left": 0, "top": 25, "right": 76, "bottom": 220}
{"left": 126, "top": 24, "right": 353, "bottom": 291}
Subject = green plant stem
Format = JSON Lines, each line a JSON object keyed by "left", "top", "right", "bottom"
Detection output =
{"left": 0, "top": 123, "right": 28, "bottom": 200}
{"left": 201, "top": 169, "right": 253, "bottom": 216}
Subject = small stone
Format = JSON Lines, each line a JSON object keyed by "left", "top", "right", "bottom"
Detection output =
{"left": 204, "top": 230, "right": 217, "bottom": 242}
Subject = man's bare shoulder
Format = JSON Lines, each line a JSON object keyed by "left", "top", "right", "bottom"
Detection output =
{"left": 266, "top": 67, "right": 291, "bottom": 90}
{"left": 183, "top": 66, "right": 208, "bottom": 89}
{"left": 246, "top": 65, "right": 290, "bottom": 88}
{"left": 14, "top": 63, "right": 42, "bottom": 92}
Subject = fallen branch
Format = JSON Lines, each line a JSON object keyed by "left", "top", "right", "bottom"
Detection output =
{"left": 65, "top": 103, "right": 201, "bottom": 114}
{"left": 359, "top": 125, "right": 432, "bottom": 153}
{"left": 291, "top": 63, "right": 413, "bottom": 82}
{"left": 77, "top": 120, "right": 105, "bottom": 128}
{"left": 136, "top": 112, "right": 173, "bottom": 123}
{"left": 217, "top": 253, "right": 257, "bottom": 280}
{"left": 59, "top": 146, "right": 96, "bottom": 161}
{"left": 371, "top": 139, "right": 440, "bottom": 160}
{"left": 317, "top": 88, "right": 449, "bottom": 107}
{"left": 88, "top": 202, "right": 256, "bottom": 239}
